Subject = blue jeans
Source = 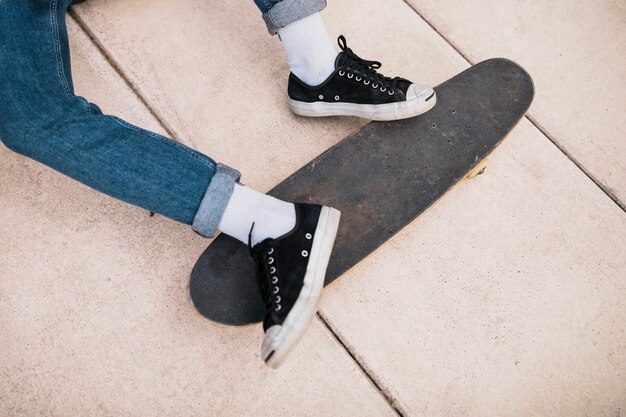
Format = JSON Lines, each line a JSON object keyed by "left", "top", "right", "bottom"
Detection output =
{"left": 255, "top": 0, "right": 327, "bottom": 34}
{"left": 0, "top": 0, "right": 325, "bottom": 237}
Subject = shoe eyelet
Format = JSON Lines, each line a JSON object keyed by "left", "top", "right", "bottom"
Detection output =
{"left": 388, "top": 90, "right": 395, "bottom": 95}
{"left": 301, "top": 250, "right": 308, "bottom": 257}
{"left": 305, "top": 233, "right": 312, "bottom": 240}
{"left": 275, "top": 305, "right": 282, "bottom": 311}
{"left": 267, "top": 248, "right": 274, "bottom": 255}
{"left": 272, "top": 276, "right": 278, "bottom": 284}
{"left": 270, "top": 266, "right": 276, "bottom": 274}
{"left": 273, "top": 286, "right": 279, "bottom": 294}
{"left": 381, "top": 87, "right": 387, "bottom": 92}
{"left": 275, "top": 296, "right": 281, "bottom": 303}
{"left": 335, "top": 95, "right": 340, "bottom": 101}
{"left": 339, "top": 70, "right": 345, "bottom": 76}
{"left": 347, "top": 73, "right": 353, "bottom": 79}
{"left": 372, "top": 83, "right": 379, "bottom": 88}
{"left": 318, "top": 94, "right": 324, "bottom": 100}
{"left": 356, "top": 76, "right": 362, "bottom": 81}
{"left": 268, "top": 257, "right": 274, "bottom": 264}
{"left": 364, "top": 80, "right": 370, "bottom": 85}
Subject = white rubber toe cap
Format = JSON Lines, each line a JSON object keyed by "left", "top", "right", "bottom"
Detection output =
{"left": 406, "top": 83, "right": 434, "bottom": 101}
{"left": 261, "top": 325, "right": 283, "bottom": 367}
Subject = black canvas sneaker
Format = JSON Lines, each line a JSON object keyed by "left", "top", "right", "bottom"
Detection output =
{"left": 249, "top": 203, "right": 341, "bottom": 368}
{"left": 288, "top": 36, "right": 436, "bottom": 121}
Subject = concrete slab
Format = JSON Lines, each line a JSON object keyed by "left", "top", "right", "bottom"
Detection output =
{"left": 0, "top": 20, "right": 397, "bottom": 417}
{"left": 320, "top": 119, "right": 626, "bottom": 416}
{"left": 405, "top": 0, "right": 626, "bottom": 207}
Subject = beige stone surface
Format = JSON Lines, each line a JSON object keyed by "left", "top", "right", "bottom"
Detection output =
{"left": 321, "top": 120, "right": 626, "bottom": 416}
{"left": 406, "top": 0, "right": 626, "bottom": 207}
{"left": 2, "top": 0, "right": 625, "bottom": 416}
{"left": 0, "top": 20, "right": 397, "bottom": 417}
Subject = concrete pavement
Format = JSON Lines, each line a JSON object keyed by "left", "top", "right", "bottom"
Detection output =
{"left": 1, "top": 1, "right": 625, "bottom": 415}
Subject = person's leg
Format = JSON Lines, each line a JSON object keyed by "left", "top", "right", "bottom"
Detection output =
{"left": 252, "top": 0, "right": 437, "bottom": 121}
{"left": 0, "top": 0, "right": 219, "bottom": 234}
{"left": 253, "top": 0, "right": 337, "bottom": 86}
{"left": 0, "top": 0, "right": 340, "bottom": 368}
{"left": 252, "top": 0, "right": 326, "bottom": 35}
{"left": 0, "top": 0, "right": 295, "bottom": 242}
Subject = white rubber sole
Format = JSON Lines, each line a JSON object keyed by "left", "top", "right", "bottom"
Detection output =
{"left": 289, "top": 90, "right": 436, "bottom": 121}
{"left": 262, "top": 206, "right": 341, "bottom": 369}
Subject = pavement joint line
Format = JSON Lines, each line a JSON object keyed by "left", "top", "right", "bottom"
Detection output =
{"left": 524, "top": 114, "right": 626, "bottom": 212}
{"left": 317, "top": 311, "right": 407, "bottom": 417}
{"left": 68, "top": 9, "right": 184, "bottom": 147}
{"left": 401, "top": 0, "right": 626, "bottom": 214}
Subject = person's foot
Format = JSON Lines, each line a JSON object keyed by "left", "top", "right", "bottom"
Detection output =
{"left": 249, "top": 203, "right": 341, "bottom": 368}
{"left": 288, "top": 36, "right": 436, "bottom": 121}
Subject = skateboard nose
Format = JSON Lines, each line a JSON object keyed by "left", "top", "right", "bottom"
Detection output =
{"left": 406, "top": 83, "right": 433, "bottom": 101}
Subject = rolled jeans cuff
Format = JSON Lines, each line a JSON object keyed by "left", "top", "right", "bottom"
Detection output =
{"left": 192, "top": 163, "right": 241, "bottom": 238}
{"left": 263, "top": 0, "right": 327, "bottom": 35}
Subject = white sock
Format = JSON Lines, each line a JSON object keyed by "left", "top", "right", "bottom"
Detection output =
{"left": 277, "top": 12, "right": 338, "bottom": 86}
{"left": 218, "top": 183, "right": 296, "bottom": 247}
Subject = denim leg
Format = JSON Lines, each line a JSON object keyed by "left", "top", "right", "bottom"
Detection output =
{"left": 0, "top": 0, "right": 236, "bottom": 238}
{"left": 192, "top": 164, "right": 240, "bottom": 236}
{"left": 253, "top": 0, "right": 327, "bottom": 35}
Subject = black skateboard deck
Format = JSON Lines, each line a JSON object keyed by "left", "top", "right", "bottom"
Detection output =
{"left": 190, "top": 58, "right": 534, "bottom": 326}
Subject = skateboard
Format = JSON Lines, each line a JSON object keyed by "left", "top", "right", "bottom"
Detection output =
{"left": 189, "top": 58, "right": 534, "bottom": 326}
